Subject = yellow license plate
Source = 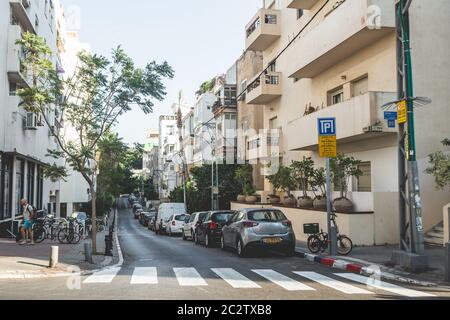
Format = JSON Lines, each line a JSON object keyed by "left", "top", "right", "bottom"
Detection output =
{"left": 263, "top": 238, "right": 282, "bottom": 244}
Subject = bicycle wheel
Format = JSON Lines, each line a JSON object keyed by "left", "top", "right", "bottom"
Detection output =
{"left": 57, "top": 229, "right": 69, "bottom": 244}
{"left": 337, "top": 235, "right": 353, "bottom": 255}
{"left": 33, "top": 226, "right": 46, "bottom": 243}
{"left": 68, "top": 230, "right": 81, "bottom": 244}
{"left": 307, "top": 235, "right": 322, "bottom": 254}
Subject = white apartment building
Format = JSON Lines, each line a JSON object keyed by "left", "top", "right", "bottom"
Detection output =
{"left": 213, "top": 67, "right": 238, "bottom": 164}
{"left": 57, "top": 4, "right": 92, "bottom": 217}
{"left": 158, "top": 115, "right": 177, "bottom": 199}
{"left": 192, "top": 93, "right": 217, "bottom": 166}
{"left": 0, "top": 0, "right": 65, "bottom": 235}
{"left": 238, "top": 0, "right": 450, "bottom": 245}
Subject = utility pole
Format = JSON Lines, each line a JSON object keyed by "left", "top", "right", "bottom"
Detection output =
{"left": 176, "top": 91, "right": 187, "bottom": 212}
{"left": 391, "top": 0, "right": 428, "bottom": 272}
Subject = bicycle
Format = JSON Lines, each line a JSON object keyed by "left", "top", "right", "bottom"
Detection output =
{"left": 57, "top": 217, "right": 81, "bottom": 244}
{"left": 304, "top": 213, "right": 353, "bottom": 255}
{"left": 33, "top": 215, "right": 68, "bottom": 243}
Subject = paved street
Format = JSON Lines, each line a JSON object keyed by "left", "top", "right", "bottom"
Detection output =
{"left": 0, "top": 200, "right": 448, "bottom": 300}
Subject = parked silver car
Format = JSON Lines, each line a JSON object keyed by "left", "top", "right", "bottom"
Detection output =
{"left": 220, "top": 208, "right": 296, "bottom": 257}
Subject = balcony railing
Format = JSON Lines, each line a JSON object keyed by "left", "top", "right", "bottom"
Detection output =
{"left": 288, "top": 0, "right": 395, "bottom": 79}
{"left": 246, "top": 72, "right": 282, "bottom": 105}
{"left": 10, "top": 0, "right": 35, "bottom": 34}
{"left": 245, "top": 9, "right": 281, "bottom": 51}
{"left": 287, "top": 0, "right": 320, "bottom": 9}
{"left": 287, "top": 91, "right": 397, "bottom": 151}
{"left": 7, "top": 24, "right": 30, "bottom": 88}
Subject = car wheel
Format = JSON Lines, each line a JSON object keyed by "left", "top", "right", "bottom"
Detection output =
{"left": 194, "top": 232, "right": 199, "bottom": 245}
{"left": 286, "top": 245, "right": 296, "bottom": 257}
{"left": 168, "top": 228, "right": 172, "bottom": 237}
{"left": 220, "top": 235, "right": 226, "bottom": 251}
{"left": 237, "top": 238, "right": 247, "bottom": 258}
{"left": 205, "top": 233, "right": 211, "bottom": 248}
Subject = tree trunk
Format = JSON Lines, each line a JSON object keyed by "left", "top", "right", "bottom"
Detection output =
{"left": 91, "top": 182, "right": 97, "bottom": 254}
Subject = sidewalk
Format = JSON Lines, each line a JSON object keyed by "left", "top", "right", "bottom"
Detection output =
{"left": 296, "top": 240, "right": 450, "bottom": 287}
{"left": 0, "top": 215, "right": 120, "bottom": 279}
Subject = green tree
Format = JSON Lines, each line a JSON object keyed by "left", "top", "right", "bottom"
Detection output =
{"left": 426, "top": 139, "right": 450, "bottom": 191}
{"left": 17, "top": 32, "right": 174, "bottom": 252}
{"left": 291, "top": 157, "right": 315, "bottom": 199}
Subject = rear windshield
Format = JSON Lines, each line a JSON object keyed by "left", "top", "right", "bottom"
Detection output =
{"left": 247, "top": 210, "right": 287, "bottom": 222}
{"left": 212, "top": 212, "right": 234, "bottom": 223}
{"left": 175, "top": 215, "right": 189, "bottom": 221}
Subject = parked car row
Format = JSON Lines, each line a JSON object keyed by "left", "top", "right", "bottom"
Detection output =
{"left": 132, "top": 202, "right": 297, "bottom": 258}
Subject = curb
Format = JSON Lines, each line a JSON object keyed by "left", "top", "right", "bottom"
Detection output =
{"left": 0, "top": 211, "right": 124, "bottom": 280}
{"left": 295, "top": 249, "right": 437, "bottom": 287}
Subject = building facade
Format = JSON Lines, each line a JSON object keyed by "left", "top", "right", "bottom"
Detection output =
{"left": 1, "top": 0, "right": 64, "bottom": 234}
{"left": 239, "top": 0, "right": 450, "bottom": 244}
{"left": 158, "top": 115, "right": 177, "bottom": 199}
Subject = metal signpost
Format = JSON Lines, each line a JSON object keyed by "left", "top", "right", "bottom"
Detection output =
{"left": 318, "top": 118, "right": 337, "bottom": 255}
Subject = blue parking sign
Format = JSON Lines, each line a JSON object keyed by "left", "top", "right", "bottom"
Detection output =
{"left": 318, "top": 118, "right": 336, "bottom": 136}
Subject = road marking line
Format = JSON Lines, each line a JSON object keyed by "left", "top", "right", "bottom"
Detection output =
{"left": 294, "top": 271, "right": 373, "bottom": 295}
{"left": 130, "top": 267, "right": 158, "bottom": 284}
{"left": 83, "top": 267, "right": 121, "bottom": 284}
{"left": 173, "top": 268, "right": 208, "bottom": 286}
{"left": 211, "top": 268, "right": 261, "bottom": 289}
{"left": 334, "top": 273, "right": 435, "bottom": 297}
{"left": 252, "top": 269, "right": 315, "bottom": 291}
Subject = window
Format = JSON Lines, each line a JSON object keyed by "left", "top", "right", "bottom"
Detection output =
{"left": 297, "top": 9, "right": 304, "bottom": 20}
{"left": 265, "top": 14, "right": 277, "bottom": 24}
{"left": 36, "top": 166, "right": 44, "bottom": 210}
{"left": 9, "top": 82, "right": 17, "bottom": 96}
{"left": 353, "top": 162, "right": 372, "bottom": 192}
{"left": 1, "top": 155, "right": 13, "bottom": 220}
{"left": 15, "top": 159, "right": 25, "bottom": 216}
{"left": 328, "top": 87, "right": 344, "bottom": 106}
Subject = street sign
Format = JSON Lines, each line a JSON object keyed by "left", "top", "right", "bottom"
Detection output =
{"left": 318, "top": 118, "right": 336, "bottom": 136}
{"left": 397, "top": 100, "right": 407, "bottom": 124}
{"left": 384, "top": 111, "right": 398, "bottom": 121}
{"left": 318, "top": 118, "right": 336, "bottom": 158}
{"left": 319, "top": 136, "right": 337, "bottom": 158}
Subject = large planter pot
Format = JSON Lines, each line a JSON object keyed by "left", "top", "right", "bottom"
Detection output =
{"left": 245, "top": 195, "right": 258, "bottom": 204}
{"left": 267, "top": 195, "right": 280, "bottom": 204}
{"left": 313, "top": 197, "right": 327, "bottom": 211}
{"left": 283, "top": 196, "right": 297, "bottom": 207}
{"left": 298, "top": 197, "right": 314, "bottom": 209}
{"left": 333, "top": 198, "right": 354, "bottom": 213}
{"left": 237, "top": 195, "right": 246, "bottom": 202}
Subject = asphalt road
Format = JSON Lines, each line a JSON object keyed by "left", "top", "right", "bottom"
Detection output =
{"left": 0, "top": 199, "right": 447, "bottom": 300}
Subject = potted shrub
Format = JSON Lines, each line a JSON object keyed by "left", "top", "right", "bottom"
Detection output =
{"left": 244, "top": 185, "right": 257, "bottom": 203}
{"left": 291, "top": 157, "right": 315, "bottom": 209}
{"left": 310, "top": 167, "right": 327, "bottom": 210}
{"left": 268, "top": 165, "right": 296, "bottom": 206}
{"left": 235, "top": 164, "right": 252, "bottom": 202}
{"left": 330, "top": 154, "right": 363, "bottom": 213}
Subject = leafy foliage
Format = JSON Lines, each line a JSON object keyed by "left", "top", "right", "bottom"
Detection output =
{"left": 267, "top": 164, "right": 296, "bottom": 196}
{"left": 425, "top": 139, "right": 450, "bottom": 191}
{"left": 330, "top": 154, "right": 363, "bottom": 199}
{"left": 235, "top": 164, "right": 254, "bottom": 196}
{"left": 291, "top": 157, "right": 315, "bottom": 198}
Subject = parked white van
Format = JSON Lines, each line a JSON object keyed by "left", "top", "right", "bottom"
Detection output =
{"left": 155, "top": 203, "right": 187, "bottom": 234}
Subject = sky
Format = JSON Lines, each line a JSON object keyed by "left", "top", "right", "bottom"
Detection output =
{"left": 62, "top": 0, "right": 262, "bottom": 145}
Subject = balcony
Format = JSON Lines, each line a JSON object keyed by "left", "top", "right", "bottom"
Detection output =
{"left": 288, "top": 0, "right": 395, "bottom": 79}
{"left": 287, "top": 91, "right": 397, "bottom": 151}
{"left": 248, "top": 130, "right": 281, "bottom": 161}
{"left": 7, "top": 24, "right": 30, "bottom": 88}
{"left": 287, "top": 0, "right": 320, "bottom": 9}
{"left": 10, "top": 0, "right": 35, "bottom": 34}
{"left": 246, "top": 72, "right": 282, "bottom": 105}
{"left": 245, "top": 9, "right": 281, "bottom": 51}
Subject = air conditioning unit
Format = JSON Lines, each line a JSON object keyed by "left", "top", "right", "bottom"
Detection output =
{"left": 23, "top": 112, "right": 37, "bottom": 130}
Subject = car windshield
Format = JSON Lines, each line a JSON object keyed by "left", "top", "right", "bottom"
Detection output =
{"left": 247, "top": 210, "right": 287, "bottom": 222}
{"left": 212, "top": 212, "right": 234, "bottom": 223}
{"left": 175, "top": 215, "right": 189, "bottom": 221}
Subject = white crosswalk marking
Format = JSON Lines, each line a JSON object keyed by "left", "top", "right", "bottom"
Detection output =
{"left": 252, "top": 269, "right": 315, "bottom": 291}
{"left": 173, "top": 268, "right": 208, "bottom": 286}
{"left": 83, "top": 267, "right": 121, "bottom": 284}
{"left": 335, "top": 273, "right": 435, "bottom": 298}
{"left": 211, "top": 268, "right": 261, "bottom": 289}
{"left": 130, "top": 267, "right": 158, "bottom": 285}
{"left": 294, "top": 271, "right": 373, "bottom": 295}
